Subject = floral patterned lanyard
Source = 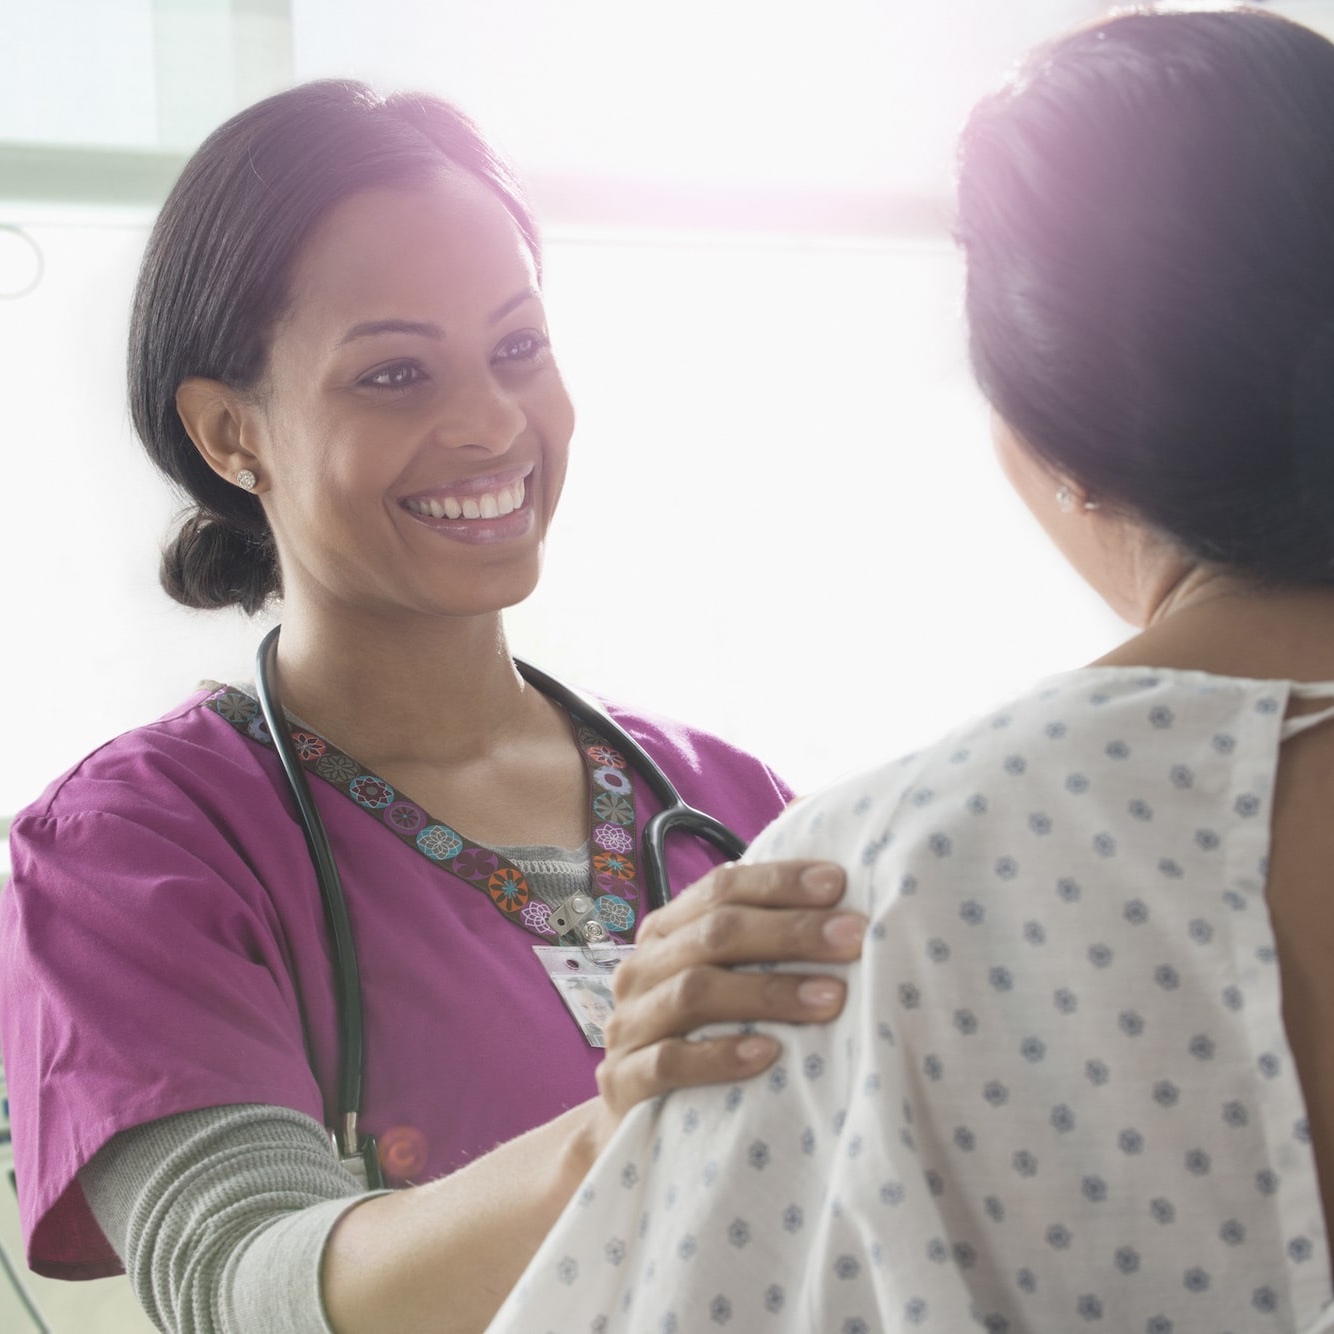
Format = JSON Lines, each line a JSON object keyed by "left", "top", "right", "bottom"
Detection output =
{"left": 205, "top": 687, "right": 645, "bottom": 942}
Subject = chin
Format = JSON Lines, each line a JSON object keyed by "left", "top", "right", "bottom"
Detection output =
{"left": 440, "top": 571, "right": 544, "bottom": 620}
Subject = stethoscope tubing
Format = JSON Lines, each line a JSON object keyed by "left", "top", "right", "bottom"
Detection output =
{"left": 255, "top": 625, "right": 749, "bottom": 1174}
{"left": 255, "top": 627, "right": 368, "bottom": 1147}
{"left": 512, "top": 659, "right": 749, "bottom": 909}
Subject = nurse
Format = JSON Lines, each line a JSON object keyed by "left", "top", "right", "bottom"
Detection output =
{"left": 0, "top": 80, "right": 864, "bottom": 1334}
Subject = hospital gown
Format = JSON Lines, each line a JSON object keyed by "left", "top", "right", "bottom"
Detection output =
{"left": 488, "top": 666, "right": 1334, "bottom": 1334}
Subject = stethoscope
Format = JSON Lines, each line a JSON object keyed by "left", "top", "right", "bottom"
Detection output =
{"left": 253, "top": 624, "right": 748, "bottom": 1187}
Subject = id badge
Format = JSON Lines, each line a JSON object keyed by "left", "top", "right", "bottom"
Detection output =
{"left": 533, "top": 944, "right": 635, "bottom": 1048}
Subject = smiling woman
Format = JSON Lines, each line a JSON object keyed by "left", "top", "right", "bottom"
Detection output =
{"left": 0, "top": 80, "right": 868, "bottom": 1334}
{"left": 175, "top": 174, "right": 573, "bottom": 628}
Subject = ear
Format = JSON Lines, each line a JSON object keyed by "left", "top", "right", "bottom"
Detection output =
{"left": 991, "top": 412, "right": 1098, "bottom": 517}
{"left": 175, "top": 377, "right": 264, "bottom": 490}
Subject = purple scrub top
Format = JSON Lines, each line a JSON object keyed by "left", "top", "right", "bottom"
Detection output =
{"left": 0, "top": 689, "right": 792, "bottom": 1278}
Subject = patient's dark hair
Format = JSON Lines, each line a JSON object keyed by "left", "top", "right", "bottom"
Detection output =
{"left": 129, "top": 80, "right": 539, "bottom": 613}
{"left": 957, "top": 9, "right": 1334, "bottom": 583}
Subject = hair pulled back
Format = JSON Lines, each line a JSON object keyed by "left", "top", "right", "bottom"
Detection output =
{"left": 130, "top": 79, "right": 539, "bottom": 613}
{"left": 957, "top": 9, "right": 1334, "bottom": 584}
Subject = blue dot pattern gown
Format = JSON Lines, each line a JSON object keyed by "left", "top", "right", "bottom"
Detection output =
{"left": 488, "top": 668, "right": 1334, "bottom": 1334}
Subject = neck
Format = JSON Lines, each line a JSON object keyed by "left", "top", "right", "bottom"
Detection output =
{"left": 1099, "top": 572, "right": 1334, "bottom": 681}
{"left": 266, "top": 601, "right": 544, "bottom": 768}
{"left": 1141, "top": 564, "right": 1259, "bottom": 629}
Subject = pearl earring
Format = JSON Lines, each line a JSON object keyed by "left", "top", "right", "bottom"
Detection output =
{"left": 235, "top": 468, "right": 257, "bottom": 492}
{"left": 1056, "top": 484, "right": 1100, "bottom": 514}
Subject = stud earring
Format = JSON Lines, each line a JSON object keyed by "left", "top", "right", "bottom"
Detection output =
{"left": 1056, "top": 484, "right": 1100, "bottom": 514}
{"left": 235, "top": 468, "right": 257, "bottom": 492}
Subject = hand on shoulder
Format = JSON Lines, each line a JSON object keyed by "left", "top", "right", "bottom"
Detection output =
{"left": 593, "top": 859, "right": 864, "bottom": 1119}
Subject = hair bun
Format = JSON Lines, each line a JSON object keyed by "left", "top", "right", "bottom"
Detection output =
{"left": 160, "top": 509, "right": 280, "bottom": 614}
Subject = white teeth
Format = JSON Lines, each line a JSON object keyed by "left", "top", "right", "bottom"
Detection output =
{"left": 406, "top": 477, "right": 529, "bottom": 521}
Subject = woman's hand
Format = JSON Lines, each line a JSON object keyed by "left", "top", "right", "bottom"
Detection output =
{"left": 328, "top": 861, "right": 861, "bottom": 1334}
{"left": 594, "top": 860, "right": 863, "bottom": 1119}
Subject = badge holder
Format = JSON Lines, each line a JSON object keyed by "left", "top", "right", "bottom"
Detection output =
{"left": 535, "top": 893, "right": 635, "bottom": 1047}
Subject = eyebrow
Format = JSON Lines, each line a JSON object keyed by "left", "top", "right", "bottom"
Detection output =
{"left": 336, "top": 289, "right": 542, "bottom": 347}
{"left": 489, "top": 287, "right": 542, "bottom": 325}
{"left": 338, "top": 319, "right": 443, "bottom": 345}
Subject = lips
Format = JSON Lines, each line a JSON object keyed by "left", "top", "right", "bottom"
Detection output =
{"left": 400, "top": 468, "right": 530, "bottom": 521}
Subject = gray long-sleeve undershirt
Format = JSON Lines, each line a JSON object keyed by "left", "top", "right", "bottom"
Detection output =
{"left": 80, "top": 1104, "right": 378, "bottom": 1334}
{"left": 76, "top": 842, "right": 591, "bottom": 1333}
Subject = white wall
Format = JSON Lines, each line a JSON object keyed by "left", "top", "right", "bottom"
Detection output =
{"left": 288, "top": 0, "right": 1103, "bottom": 196}
{"left": 519, "top": 231, "right": 1126, "bottom": 788}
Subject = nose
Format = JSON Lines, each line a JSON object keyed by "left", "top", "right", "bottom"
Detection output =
{"left": 434, "top": 369, "right": 527, "bottom": 454}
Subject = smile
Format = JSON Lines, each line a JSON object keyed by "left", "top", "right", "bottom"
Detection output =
{"left": 402, "top": 475, "right": 527, "bottom": 521}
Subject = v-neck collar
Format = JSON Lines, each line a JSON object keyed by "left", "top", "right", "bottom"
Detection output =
{"left": 205, "top": 686, "right": 644, "bottom": 942}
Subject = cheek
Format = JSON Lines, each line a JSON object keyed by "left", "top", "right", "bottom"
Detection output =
{"left": 993, "top": 430, "right": 1057, "bottom": 525}
{"left": 537, "top": 379, "right": 575, "bottom": 493}
{"left": 257, "top": 416, "right": 362, "bottom": 548}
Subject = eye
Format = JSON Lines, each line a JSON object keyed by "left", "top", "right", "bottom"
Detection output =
{"left": 493, "top": 330, "right": 552, "bottom": 365}
{"left": 360, "top": 360, "right": 427, "bottom": 390}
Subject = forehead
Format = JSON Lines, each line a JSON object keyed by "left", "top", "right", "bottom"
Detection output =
{"left": 281, "top": 169, "right": 538, "bottom": 337}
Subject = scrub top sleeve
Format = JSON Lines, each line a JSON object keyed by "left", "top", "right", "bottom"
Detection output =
{"left": 601, "top": 704, "right": 797, "bottom": 831}
{"left": 753, "top": 759, "right": 797, "bottom": 810}
{"left": 0, "top": 807, "right": 327, "bottom": 1278}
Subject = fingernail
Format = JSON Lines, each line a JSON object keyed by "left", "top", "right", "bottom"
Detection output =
{"left": 823, "top": 912, "right": 866, "bottom": 951}
{"left": 801, "top": 864, "right": 843, "bottom": 901}
{"left": 737, "top": 1036, "right": 778, "bottom": 1064}
{"left": 798, "top": 978, "right": 843, "bottom": 1010}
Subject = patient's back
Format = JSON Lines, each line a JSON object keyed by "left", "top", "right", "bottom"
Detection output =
{"left": 488, "top": 662, "right": 1334, "bottom": 1333}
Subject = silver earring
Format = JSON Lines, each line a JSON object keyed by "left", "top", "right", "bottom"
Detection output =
{"left": 1055, "top": 484, "right": 1074, "bottom": 513}
{"left": 1082, "top": 498, "right": 1101, "bottom": 513}
{"left": 235, "top": 468, "right": 257, "bottom": 492}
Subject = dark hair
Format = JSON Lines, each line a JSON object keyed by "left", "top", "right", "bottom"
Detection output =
{"left": 957, "top": 9, "right": 1334, "bottom": 583}
{"left": 129, "top": 79, "right": 539, "bottom": 613}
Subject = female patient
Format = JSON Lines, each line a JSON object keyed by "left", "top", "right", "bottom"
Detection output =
{"left": 490, "top": 10, "right": 1334, "bottom": 1332}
